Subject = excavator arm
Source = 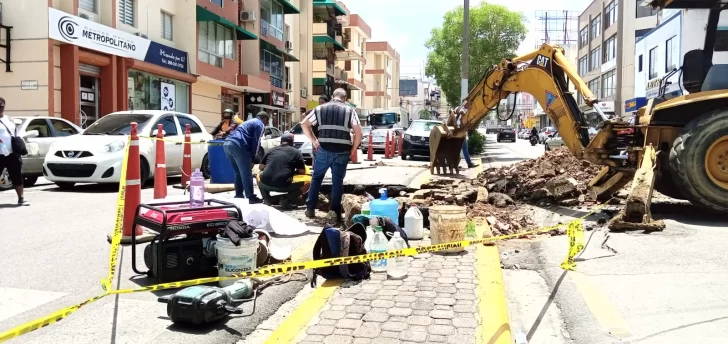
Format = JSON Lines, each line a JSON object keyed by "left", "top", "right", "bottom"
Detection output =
{"left": 429, "top": 44, "right": 611, "bottom": 174}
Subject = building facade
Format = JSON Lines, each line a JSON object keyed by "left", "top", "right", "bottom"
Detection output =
{"left": 576, "top": 0, "right": 658, "bottom": 122}
{"left": 337, "top": 13, "right": 370, "bottom": 111}
{"left": 310, "top": 0, "right": 346, "bottom": 104}
{"left": 363, "top": 41, "right": 400, "bottom": 109}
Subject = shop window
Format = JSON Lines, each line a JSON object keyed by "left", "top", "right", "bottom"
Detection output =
{"left": 261, "top": 0, "right": 284, "bottom": 41}
{"left": 128, "top": 70, "right": 190, "bottom": 114}
{"left": 176, "top": 115, "right": 203, "bottom": 134}
{"left": 50, "top": 119, "right": 79, "bottom": 137}
{"left": 161, "top": 11, "right": 173, "bottom": 41}
{"left": 156, "top": 116, "right": 179, "bottom": 136}
{"left": 26, "top": 119, "right": 51, "bottom": 138}
{"left": 198, "top": 22, "right": 234, "bottom": 67}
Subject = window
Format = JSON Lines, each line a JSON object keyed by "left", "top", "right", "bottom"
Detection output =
{"left": 578, "top": 56, "right": 588, "bottom": 75}
{"left": 717, "top": 29, "right": 728, "bottom": 51}
{"left": 127, "top": 70, "right": 190, "bottom": 113}
{"left": 26, "top": 119, "right": 51, "bottom": 138}
{"left": 156, "top": 116, "right": 179, "bottom": 137}
{"left": 579, "top": 27, "right": 589, "bottom": 49}
{"left": 590, "top": 16, "right": 601, "bottom": 39}
{"left": 260, "top": 49, "right": 283, "bottom": 87}
{"left": 604, "top": 1, "right": 618, "bottom": 29}
{"left": 50, "top": 119, "right": 78, "bottom": 137}
{"left": 588, "top": 78, "right": 601, "bottom": 99}
{"left": 198, "top": 22, "right": 234, "bottom": 67}
{"left": 265, "top": 127, "right": 282, "bottom": 138}
{"left": 636, "top": 2, "right": 658, "bottom": 18}
{"left": 603, "top": 35, "right": 617, "bottom": 62}
{"left": 577, "top": 92, "right": 584, "bottom": 104}
{"left": 176, "top": 116, "right": 202, "bottom": 134}
{"left": 648, "top": 46, "right": 657, "bottom": 79}
{"left": 665, "top": 36, "right": 678, "bottom": 72}
{"left": 161, "top": 12, "right": 173, "bottom": 41}
{"left": 261, "top": 0, "right": 284, "bottom": 41}
{"left": 210, "top": 0, "right": 223, "bottom": 6}
{"left": 119, "top": 0, "right": 134, "bottom": 26}
{"left": 79, "top": 0, "right": 97, "bottom": 13}
{"left": 590, "top": 46, "right": 601, "bottom": 70}
{"left": 638, "top": 54, "right": 643, "bottom": 72}
{"left": 601, "top": 69, "right": 616, "bottom": 98}
{"left": 635, "top": 28, "right": 651, "bottom": 40}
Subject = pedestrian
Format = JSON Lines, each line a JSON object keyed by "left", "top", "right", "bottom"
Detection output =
{"left": 301, "top": 89, "right": 363, "bottom": 224}
{"left": 211, "top": 109, "right": 243, "bottom": 139}
{"left": 223, "top": 111, "right": 269, "bottom": 203}
{"left": 0, "top": 97, "right": 26, "bottom": 205}
{"left": 257, "top": 133, "right": 310, "bottom": 209}
{"left": 454, "top": 104, "right": 479, "bottom": 169}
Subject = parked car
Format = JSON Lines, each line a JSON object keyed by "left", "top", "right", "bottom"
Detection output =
{"left": 401, "top": 120, "right": 441, "bottom": 159}
{"left": 360, "top": 128, "right": 402, "bottom": 154}
{"left": 518, "top": 129, "right": 532, "bottom": 139}
{"left": 0, "top": 116, "right": 81, "bottom": 190}
{"left": 496, "top": 128, "right": 517, "bottom": 142}
{"left": 538, "top": 126, "right": 557, "bottom": 143}
{"left": 544, "top": 131, "right": 564, "bottom": 150}
{"left": 289, "top": 123, "right": 366, "bottom": 165}
{"left": 43, "top": 111, "right": 211, "bottom": 189}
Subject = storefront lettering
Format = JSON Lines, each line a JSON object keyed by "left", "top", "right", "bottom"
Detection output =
{"left": 82, "top": 29, "right": 136, "bottom": 52}
{"left": 159, "top": 49, "right": 186, "bottom": 70}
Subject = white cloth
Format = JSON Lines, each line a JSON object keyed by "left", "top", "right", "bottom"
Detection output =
{"left": 0, "top": 116, "right": 16, "bottom": 156}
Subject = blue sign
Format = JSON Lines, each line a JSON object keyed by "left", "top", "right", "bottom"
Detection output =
{"left": 624, "top": 97, "right": 647, "bottom": 113}
{"left": 143, "top": 41, "right": 189, "bottom": 74}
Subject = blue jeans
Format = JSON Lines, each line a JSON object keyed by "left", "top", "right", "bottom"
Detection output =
{"left": 223, "top": 141, "right": 256, "bottom": 199}
{"left": 461, "top": 138, "right": 473, "bottom": 166}
{"left": 306, "top": 147, "right": 350, "bottom": 215}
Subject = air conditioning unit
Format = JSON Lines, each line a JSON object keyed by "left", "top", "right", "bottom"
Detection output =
{"left": 240, "top": 10, "right": 256, "bottom": 22}
{"left": 285, "top": 41, "right": 293, "bottom": 51}
{"left": 78, "top": 10, "right": 98, "bottom": 23}
{"left": 300, "top": 88, "right": 308, "bottom": 98}
{"left": 134, "top": 32, "right": 148, "bottom": 39}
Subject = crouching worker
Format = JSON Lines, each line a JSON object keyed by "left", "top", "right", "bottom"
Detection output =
{"left": 257, "top": 133, "right": 311, "bottom": 209}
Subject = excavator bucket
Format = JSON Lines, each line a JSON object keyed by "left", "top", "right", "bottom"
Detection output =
{"left": 429, "top": 124, "right": 466, "bottom": 175}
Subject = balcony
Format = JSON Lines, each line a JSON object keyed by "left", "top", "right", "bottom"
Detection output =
{"left": 313, "top": 59, "right": 335, "bottom": 77}
{"left": 261, "top": 20, "right": 269, "bottom": 38}
{"left": 313, "top": 49, "right": 335, "bottom": 63}
{"left": 313, "top": 21, "right": 336, "bottom": 39}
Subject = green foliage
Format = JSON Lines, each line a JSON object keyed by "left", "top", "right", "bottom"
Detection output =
{"left": 425, "top": 3, "right": 528, "bottom": 108}
{"left": 465, "top": 220, "right": 477, "bottom": 238}
{"left": 418, "top": 109, "right": 432, "bottom": 120}
{"left": 468, "top": 128, "right": 485, "bottom": 155}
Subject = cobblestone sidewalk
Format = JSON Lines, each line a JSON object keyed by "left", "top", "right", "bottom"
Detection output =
{"left": 293, "top": 242, "right": 480, "bottom": 344}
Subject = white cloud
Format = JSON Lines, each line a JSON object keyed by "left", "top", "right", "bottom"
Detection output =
{"left": 342, "top": 0, "right": 592, "bottom": 79}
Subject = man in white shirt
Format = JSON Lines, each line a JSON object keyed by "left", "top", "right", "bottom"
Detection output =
{"left": 0, "top": 97, "right": 26, "bottom": 205}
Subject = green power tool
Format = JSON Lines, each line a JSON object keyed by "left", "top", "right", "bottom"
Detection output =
{"left": 158, "top": 279, "right": 257, "bottom": 325}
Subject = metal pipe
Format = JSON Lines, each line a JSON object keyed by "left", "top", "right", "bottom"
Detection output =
{"left": 461, "top": 0, "right": 469, "bottom": 102}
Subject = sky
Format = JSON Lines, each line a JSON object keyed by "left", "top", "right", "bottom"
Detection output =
{"left": 343, "top": 0, "right": 592, "bottom": 80}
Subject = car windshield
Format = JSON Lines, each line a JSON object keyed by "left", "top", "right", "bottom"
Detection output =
{"left": 409, "top": 121, "right": 439, "bottom": 131}
{"left": 362, "top": 127, "right": 371, "bottom": 135}
{"left": 369, "top": 113, "right": 397, "bottom": 126}
{"left": 84, "top": 114, "right": 154, "bottom": 135}
{"left": 290, "top": 123, "right": 303, "bottom": 134}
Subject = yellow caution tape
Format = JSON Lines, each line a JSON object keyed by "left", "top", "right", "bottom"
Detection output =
{"left": 560, "top": 220, "right": 586, "bottom": 271}
{"left": 102, "top": 136, "right": 130, "bottom": 292}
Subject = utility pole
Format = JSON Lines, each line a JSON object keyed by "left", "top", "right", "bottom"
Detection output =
{"left": 461, "top": 0, "right": 470, "bottom": 102}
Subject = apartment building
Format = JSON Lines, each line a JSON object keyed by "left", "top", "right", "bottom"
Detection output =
{"left": 285, "top": 0, "right": 313, "bottom": 125}
{"left": 363, "top": 41, "right": 400, "bottom": 109}
{"left": 629, "top": 9, "right": 728, "bottom": 114}
{"left": 310, "top": 0, "right": 346, "bottom": 105}
{"left": 576, "top": 0, "right": 658, "bottom": 122}
{"left": 399, "top": 78, "right": 443, "bottom": 120}
{"left": 0, "top": 0, "right": 197, "bottom": 127}
{"left": 336, "top": 13, "right": 370, "bottom": 112}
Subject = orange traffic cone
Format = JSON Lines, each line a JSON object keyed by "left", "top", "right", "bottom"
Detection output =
{"left": 398, "top": 131, "right": 405, "bottom": 158}
{"left": 365, "top": 133, "right": 375, "bottom": 161}
{"left": 115, "top": 122, "right": 151, "bottom": 244}
{"left": 383, "top": 131, "right": 392, "bottom": 159}
{"left": 181, "top": 124, "right": 192, "bottom": 187}
{"left": 153, "top": 124, "right": 168, "bottom": 199}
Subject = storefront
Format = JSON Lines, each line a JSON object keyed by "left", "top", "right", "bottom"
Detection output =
{"left": 48, "top": 8, "right": 196, "bottom": 127}
{"left": 624, "top": 97, "right": 647, "bottom": 122}
{"left": 244, "top": 91, "right": 294, "bottom": 131}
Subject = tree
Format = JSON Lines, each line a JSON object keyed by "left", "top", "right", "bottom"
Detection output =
{"left": 418, "top": 108, "right": 432, "bottom": 120}
{"left": 425, "top": 4, "right": 527, "bottom": 108}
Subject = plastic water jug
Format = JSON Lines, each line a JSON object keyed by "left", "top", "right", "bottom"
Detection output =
{"left": 386, "top": 231, "right": 408, "bottom": 279}
{"left": 404, "top": 205, "right": 424, "bottom": 240}
{"left": 370, "top": 226, "right": 388, "bottom": 272}
{"left": 364, "top": 225, "right": 375, "bottom": 253}
{"left": 370, "top": 188, "right": 399, "bottom": 223}
{"left": 189, "top": 168, "right": 206, "bottom": 208}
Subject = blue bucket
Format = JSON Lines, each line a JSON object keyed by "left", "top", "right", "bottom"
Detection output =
{"left": 208, "top": 140, "right": 235, "bottom": 184}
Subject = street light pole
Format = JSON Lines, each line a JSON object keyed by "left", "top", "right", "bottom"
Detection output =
{"left": 461, "top": 0, "right": 470, "bottom": 102}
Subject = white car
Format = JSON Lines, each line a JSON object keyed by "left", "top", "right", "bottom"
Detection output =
{"left": 43, "top": 111, "right": 212, "bottom": 189}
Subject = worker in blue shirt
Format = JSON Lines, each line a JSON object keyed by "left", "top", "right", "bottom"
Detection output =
{"left": 223, "top": 111, "right": 269, "bottom": 203}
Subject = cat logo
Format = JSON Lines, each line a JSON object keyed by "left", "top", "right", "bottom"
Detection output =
{"left": 535, "top": 55, "right": 550, "bottom": 68}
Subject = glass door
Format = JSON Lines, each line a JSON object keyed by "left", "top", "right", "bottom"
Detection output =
{"left": 80, "top": 75, "right": 99, "bottom": 128}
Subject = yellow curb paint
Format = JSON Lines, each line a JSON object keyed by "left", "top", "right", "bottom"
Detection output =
{"left": 476, "top": 244, "right": 512, "bottom": 344}
{"left": 262, "top": 279, "right": 343, "bottom": 344}
{"left": 569, "top": 271, "right": 632, "bottom": 338}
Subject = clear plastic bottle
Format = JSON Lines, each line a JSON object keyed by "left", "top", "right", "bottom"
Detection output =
{"left": 364, "top": 224, "right": 375, "bottom": 253}
{"left": 386, "top": 231, "right": 408, "bottom": 279}
{"left": 370, "top": 226, "right": 388, "bottom": 272}
{"left": 189, "top": 168, "right": 206, "bottom": 208}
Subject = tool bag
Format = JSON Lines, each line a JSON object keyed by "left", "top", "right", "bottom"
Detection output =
{"left": 0, "top": 119, "right": 27, "bottom": 156}
{"left": 311, "top": 223, "right": 371, "bottom": 287}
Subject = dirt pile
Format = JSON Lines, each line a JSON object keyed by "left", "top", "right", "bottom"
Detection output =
{"left": 476, "top": 147, "right": 602, "bottom": 206}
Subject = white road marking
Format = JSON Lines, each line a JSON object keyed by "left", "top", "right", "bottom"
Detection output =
{"left": 0, "top": 287, "right": 67, "bottom": 322}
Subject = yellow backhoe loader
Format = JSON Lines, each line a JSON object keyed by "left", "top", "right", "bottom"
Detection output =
{"left": 429, "top": 0, "right": 728, "bottom": 229}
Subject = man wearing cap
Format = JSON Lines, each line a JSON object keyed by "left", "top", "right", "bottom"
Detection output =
{"left": 301, "top": 88, "right": 363, "bottom": 224}
{"left": 211, "top": 109, "right": 243, "bottom": 139}
{"left": 223, "top": 111, "right": 269, "bottom": 203}
{"left": 257, "top": 133, "right": 310, "bottom": 209}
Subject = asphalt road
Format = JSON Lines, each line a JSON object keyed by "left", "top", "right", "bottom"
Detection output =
{"left": 0, "top": 152, "right": 431, "bottom": 344}
{"left": 484, "top": 135, "right": 728, "bottom": 343}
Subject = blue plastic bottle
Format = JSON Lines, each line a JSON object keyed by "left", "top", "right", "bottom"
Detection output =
{"left": 370, "top": 188, "right": 399, "bottom": 223}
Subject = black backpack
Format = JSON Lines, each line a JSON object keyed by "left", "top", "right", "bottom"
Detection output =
{"left": 311, "top": 223, "right": 371, "bottom": 287}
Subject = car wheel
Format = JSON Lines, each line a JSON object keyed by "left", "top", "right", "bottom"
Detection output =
{"left": 201, "top": 154, "right": 211, "bottom": 179}
{"left": 139, "top": 158, "right": 151, "bottom": 188}
{"left": 24, "top": 176, "right": 38, "bottom": 187}
{"left": 55, "top": 182, "right": 75, "bottom": 190}
{"left": 0, "top": 168, "right": 12, "bottom": 190}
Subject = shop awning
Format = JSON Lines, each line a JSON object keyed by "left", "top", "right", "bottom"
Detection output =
{"left": 196, "top": 6, "right": 257, "bottom": 40}
{"left": 312, "top": 0, "right": 346, "bottom": 16}
{"left": 252, "top": 104, "right": 295, "bottom": 113}
{"left": 313, "top": 35, "right": 346, "bottom": 51}
{"left": 260, "top": 40, "right": 299, "bottom": 62}
{"left": 280, "top": 0, "right": 301, "bottom": 14}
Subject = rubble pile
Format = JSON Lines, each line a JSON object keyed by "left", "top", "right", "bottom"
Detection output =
{"left": 477, "top": 147, "right": 603, "bottom": 206}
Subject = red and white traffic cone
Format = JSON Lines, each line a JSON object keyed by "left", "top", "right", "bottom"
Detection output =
{"left": 365, "top": 133, "right": 375, "bottom": 161}
{"left": 351, "top": 144, "right": 360, "bottom": 164}
{"left": 399, "top": 131, "right": 405, "bottom": 159}
{"left": 119, "top": 123, "right": 144, "bottom": 244}
{"left": 383, "top": 131, "right": 392, "bottom": 159}
{"left": 181, "top": 124, "right": 192, "bottom": 187}
{"left": 153, "top": 124, "right": 167, "bottom": 199}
